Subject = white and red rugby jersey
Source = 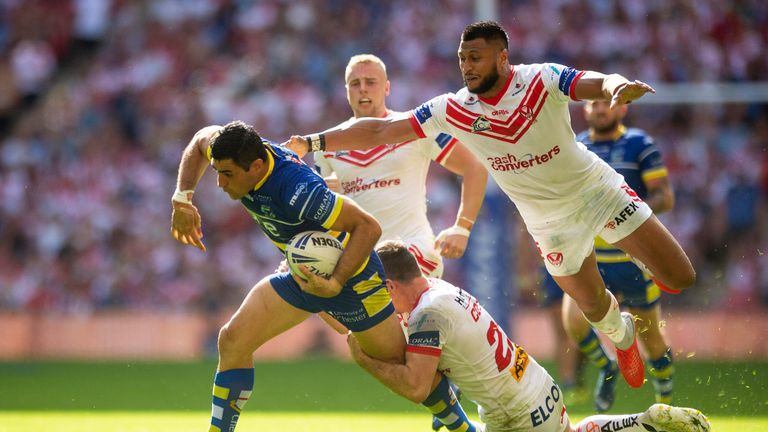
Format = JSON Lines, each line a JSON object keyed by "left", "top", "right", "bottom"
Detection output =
{"left": 315, "top": 110, "right": 459, "bottom": 242}
{"left": 409, "top": 63, "right": 624, "bottom": 224}
{"left": 406, "top": 278, "right": 549, "bottom": 422}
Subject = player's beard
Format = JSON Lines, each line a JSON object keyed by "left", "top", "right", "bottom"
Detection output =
{"left": 590, "top": 118, "right": 621, "bottom": 135}
{"left": 466, "top": 69, "right": 500, "bottom": 95}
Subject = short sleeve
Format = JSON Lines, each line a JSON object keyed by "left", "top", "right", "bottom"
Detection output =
{"left": 289, "top": 179, "right": 344, "bottom": 229}
{"left": 409, "top": 94, "right": 452, "bottom": 140}
{"left": 540, "top": 63, "right": 585, "bottom": 102}
{"left": 415, "top": 133, "right": 460, "bottom": 165}
{"left": 638, "top": 136, "right": 668, "bottom": 182}
{"left": 406, "top": 306, "right": 452, "bottom": 357}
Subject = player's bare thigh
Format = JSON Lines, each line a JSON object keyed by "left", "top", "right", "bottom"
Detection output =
{"left": 611, "top": 215, "right": 695, "bottom": 290}
{"left": 218, "top": 276, "right": 312, "bottom": 370}
{"left": 351, "top": 312, "right": 406, "bottom": 363}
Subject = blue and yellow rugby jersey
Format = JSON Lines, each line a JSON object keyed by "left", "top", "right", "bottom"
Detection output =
{"left": 207, "top": 140, "right": 347, "bottom": 251}
{"left": 577, "top": 126, "right": 668, "bottom": 263}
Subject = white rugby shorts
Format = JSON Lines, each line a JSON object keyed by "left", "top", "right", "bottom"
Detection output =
{"left": 527, "top": 182, "right": 652, "bottom": 277}
{"left": 479, "top": 375, "right": 569, "bottom": 432}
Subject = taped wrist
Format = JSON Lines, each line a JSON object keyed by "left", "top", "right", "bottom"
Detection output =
{"left": 305, "top": 133, "right": 326, "bottom": 152}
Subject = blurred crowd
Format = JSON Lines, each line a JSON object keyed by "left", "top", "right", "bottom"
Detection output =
{"left": 0, "top": 0, "right": 766, "bottom": 314}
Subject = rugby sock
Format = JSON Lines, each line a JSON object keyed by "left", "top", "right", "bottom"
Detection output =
{"left": 649, "top": 348, "right": 674, "bottom": 403}
{"left": 588, "top": 294, "right": 631, "bottom": 349}
{"left": 577, "top": 328, "right": 612, "bottom": 369}
{"left": 209, "top": 368, "right": 254, "bottom": 432}
{"left": 422, "top": 375, "right": 476, "bottom": 432}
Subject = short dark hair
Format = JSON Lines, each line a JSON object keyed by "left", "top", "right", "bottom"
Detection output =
{"left": 461, "top": 20, "right": 509, "bottom": 50}
{"left": 376, "top": 240, "right": 422, "bottom": 282}
{"left": 210, "top": 120, "right": 268, "bottom": 171}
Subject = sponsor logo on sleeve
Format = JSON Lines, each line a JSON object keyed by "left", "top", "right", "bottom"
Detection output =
{"left": 289, "top": 182, "right": 307, "bottom": 206}
{"left": 408, "top": 330, "right": 440, "bottom": 347}
{"left": 312, "top": 189, "right": 334, "bottom": 220}
{"left": 413, "top": 102, "right": 433, "bottom": 124}
{"left": 558, "top": 67, "right": 580, "bottom": 96}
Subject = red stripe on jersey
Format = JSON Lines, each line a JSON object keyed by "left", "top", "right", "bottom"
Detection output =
{"left": 330, "top": 142, "right": 412, "bottom": 167}
{"left": 408, "top": 244, "right": 439, "bottom": 274}
{"left": 510, "top": 91, "right": 549, "bottom": 142}
{"left": 407, "top": 345, "right": 442, "bottom": 357}
{"left": 478, "top": 65, "right": 515, "bottom": 106}
{"left": 408, "top": 113, "right": 427, "bottom": 138}
{"left": 435, "top": 137, "right": 459, "bottom": 164}
{"left": 444, "top": 114, "right": 517, "bottom": 144}
{"left": 569, "top": 70, "right": 585, "bottom": 101}
{"left": 445, "top": 73, "right": 547, "bottom": 144}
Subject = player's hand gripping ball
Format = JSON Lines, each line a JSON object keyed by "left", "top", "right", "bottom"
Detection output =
{"left": 285, "top": 231, "right": 344, "bottom": 281}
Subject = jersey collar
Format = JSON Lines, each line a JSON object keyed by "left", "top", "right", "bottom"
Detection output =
{"left": 411, "top": 280, "right": 432, "bottom": 310}
{"left": 252, "top": 144, "right": 275, "bottom": 191}
{"left": 478, "top": 65, "right": 515, "bottom": 106}
{"left": 589, "top": 124, "right": 627, "bottom": 143}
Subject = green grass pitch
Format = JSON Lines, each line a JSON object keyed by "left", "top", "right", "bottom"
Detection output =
{"left": 1, "top": 358, "right": 766, "bottom": 431}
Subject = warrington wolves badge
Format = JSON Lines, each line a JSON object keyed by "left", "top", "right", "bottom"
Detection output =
{"left": 472, "top": 115, "right": 491, "bottom": 132}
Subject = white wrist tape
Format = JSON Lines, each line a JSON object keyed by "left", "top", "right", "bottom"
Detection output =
{"left": 172, "top": 189, "right": 194, "bottom": 204}
{"left": 437, "top": 225, "right": 471, "bottom": 240}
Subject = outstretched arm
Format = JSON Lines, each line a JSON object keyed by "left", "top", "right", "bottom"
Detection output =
{"left": 435, "top": 143, "right": 488, "bottom": 259}
{"left": 287, "top": 114, "right": 419, "bottom": 157}
{"left": 170, "top": 125, "right": 222, "bottom": 251}
{"left": 347, "top": 332, "right": 440, "bottom": 403}
{"left": 573, "top": 72, "right": 655, "bottom": 109}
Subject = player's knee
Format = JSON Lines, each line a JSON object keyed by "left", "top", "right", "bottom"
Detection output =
{"left": 663, "top": 266, "right": 696, "bottom": 291}
{"left": 217, "top": 323, "right": 249, "bottom": 358}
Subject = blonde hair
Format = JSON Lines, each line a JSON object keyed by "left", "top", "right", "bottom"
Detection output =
{"left": 345, "top": 54, "right": 387, "bottom": 83}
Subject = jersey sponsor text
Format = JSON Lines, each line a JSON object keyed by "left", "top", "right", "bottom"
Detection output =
{"left": 487, "top": 146, "right": 561, "bottom": 172}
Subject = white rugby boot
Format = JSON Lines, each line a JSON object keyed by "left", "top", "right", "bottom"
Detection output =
{"left": 641, "top": 403, "right": 711, "bottom": 432}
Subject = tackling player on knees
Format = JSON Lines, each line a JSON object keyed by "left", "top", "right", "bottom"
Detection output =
{"left": 346, "top": 240, "right": 709, "bottom": 432}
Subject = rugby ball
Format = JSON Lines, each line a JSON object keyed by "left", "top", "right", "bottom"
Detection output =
{"left": 285, "top": 231, "right": 344, "bottom": 280}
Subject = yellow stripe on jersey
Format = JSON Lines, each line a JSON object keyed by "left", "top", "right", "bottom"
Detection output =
{"left": 320, "top": 195, "right": 344, "bottom": 229}
{"left": 252, "top": 148, "right": 275, "bottom": 191}
{"left": 352, "top": 255, "right": 371, "bottom": 277}
{"left": 209, "top": 426, "right": 221, "bottom": 432}
{"left": 642, "top": 166, "right": 668, "bottom": 182}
